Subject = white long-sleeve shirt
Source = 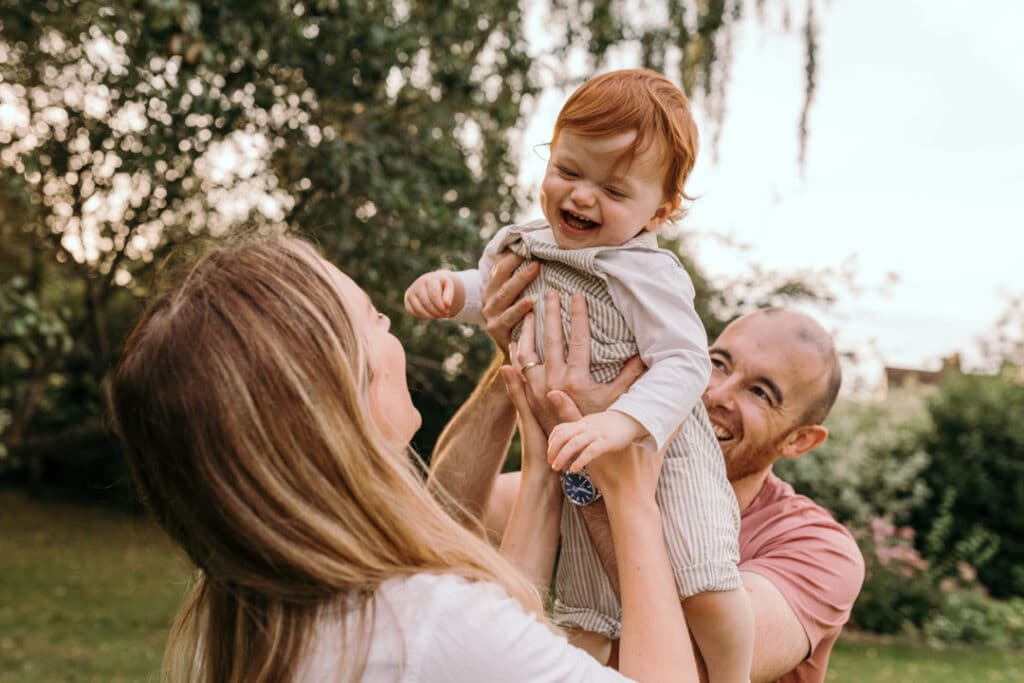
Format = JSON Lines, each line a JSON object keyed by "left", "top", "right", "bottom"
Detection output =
{"left": 297, "top": 572, "right": 633, "bottom": 682}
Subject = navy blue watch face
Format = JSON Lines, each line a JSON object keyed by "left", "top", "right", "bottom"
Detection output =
{"left": 562, "top": 471, "right": 599, "bottom": 506}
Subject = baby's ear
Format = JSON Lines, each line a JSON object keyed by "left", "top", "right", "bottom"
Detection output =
{"left": 646, "top": 198, "right": 679, "bottom": 232}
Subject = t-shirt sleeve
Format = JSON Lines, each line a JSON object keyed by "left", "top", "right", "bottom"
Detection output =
{"left": 599, "top": 252, "right": 711, "bottom": 450}
{"left": 740, "top": 506, "right": 865, "bottom": 652}
{"left": 411, "top": 577, "right": 633, "bottom": 683}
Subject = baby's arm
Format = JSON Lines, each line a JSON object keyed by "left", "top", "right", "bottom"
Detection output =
{"left": 405, "top": 224, "right": 528, "bottom": 323}
{"left": 602, "top": 254, "right": 710, "bottom": 450}
{"left": 404, "top": 270, "right": 467, "bottom": 319}
{"left": 546, "top": 253, "right": 709, "bottom": 470}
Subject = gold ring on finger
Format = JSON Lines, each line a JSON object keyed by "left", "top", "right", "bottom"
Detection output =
{"left": 520, "top": 361, "right": 541, "bottom": 375}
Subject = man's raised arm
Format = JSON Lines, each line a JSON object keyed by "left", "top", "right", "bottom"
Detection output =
{"left": 427, "top": 356, "right": 517, "bottom": 536}
{"left": 426, "top": 252, "right": 539, "bottom": 537}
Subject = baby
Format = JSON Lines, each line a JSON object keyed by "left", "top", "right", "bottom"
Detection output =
{"left": 405, "top": 69, "right": 752, "bottom": 682}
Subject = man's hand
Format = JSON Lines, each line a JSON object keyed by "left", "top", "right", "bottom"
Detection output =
{"left": 512, "top": 290, "right": 645, "bottom": 432}
{"left": 404, "top": 270, "right": 465, "bottom": 319}
{"left": 481, "top": 252, "right": 540, "bottom": 355}
{"left": 547, "top": 410, "right": 648, "bottom": 473}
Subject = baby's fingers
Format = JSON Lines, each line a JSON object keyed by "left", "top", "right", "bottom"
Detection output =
{"left": 568, "top": 443, "right": 607, "bottom": 473}
{"left": 549, "top": 431, "right": 590, "bottom": 472}
{"left": 440, "top": 277, "right": 454, "bottom": 308}
{"left": 411, "top": 289, "right": 446, "bottom": 319}
{"left": 405, "top": 288, "right": 427, "bottom": 318}
{"left": 424, "top": 277, "right": 445, "bottom": 311}
{"left": 546, "top": 422, "right": 573, "bottom": 464}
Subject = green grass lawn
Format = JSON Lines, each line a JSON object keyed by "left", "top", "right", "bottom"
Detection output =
{"left": 2, "top": 489, "right": 1022, "bottom": 682}
{"left": 0, "top": 490, "right": 191, "bottom": 683}
{"left": 829, "top": 636, "right": 1024, "bottom": 682}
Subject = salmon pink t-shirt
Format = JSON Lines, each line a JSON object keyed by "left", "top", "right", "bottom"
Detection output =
{"left": 739, "top": 472, "right": 865, "bottom": 683}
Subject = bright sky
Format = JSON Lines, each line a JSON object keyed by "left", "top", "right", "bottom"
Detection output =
{"left": 517, "top": 0, "right": 1024, "bottom": 391}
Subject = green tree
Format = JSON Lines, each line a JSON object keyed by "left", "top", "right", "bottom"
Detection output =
{"left": 910, "top": 374, "right": 1024, "bottom": 598}
{"left": 0, "top": 0, "right": 825, "bottom": 498}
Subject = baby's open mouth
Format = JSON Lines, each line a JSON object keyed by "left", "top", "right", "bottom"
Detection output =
{"left": 561, "top": 209, "right": 599, "bottom": 231}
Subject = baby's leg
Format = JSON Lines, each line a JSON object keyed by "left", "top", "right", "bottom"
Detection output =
{"left": 659, "top": 403, "right": 750, "bottom": 681}
{"left": 552, "top": 502, "right": 624, "bottom": 640}
{"left": 683, "top": 588, "right": 753, "bottom": 683}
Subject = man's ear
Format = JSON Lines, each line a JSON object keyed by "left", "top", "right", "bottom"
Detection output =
{"left": 779, "top": 424, "right": 828, "bottom": 460}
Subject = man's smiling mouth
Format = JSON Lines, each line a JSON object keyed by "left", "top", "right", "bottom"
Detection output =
{"left": 561, "top": 209, "right": 599, "bottom": 231}
{"left": 712, "top": 423, "right": 734, "bottom": 441}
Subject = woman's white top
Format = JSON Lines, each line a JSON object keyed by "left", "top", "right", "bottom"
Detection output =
{"left": 297, "top": 572, "right": 633, "bottom": 682}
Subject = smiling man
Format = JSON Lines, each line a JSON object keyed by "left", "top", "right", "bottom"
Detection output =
{"left": 693, "top": 307, "right": 861, "bottom": 683}
{"left": 428, "top": 254, "right": 864, "bottom": 682}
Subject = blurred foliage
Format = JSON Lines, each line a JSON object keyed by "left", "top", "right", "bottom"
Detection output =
{"left": 0, "top": 0, "right": 825, "bottom": 501}
{"left": 774, "top": 395, "right": 932, "bottom": 527}
{"left": 910, "top": 373, "right": 1024, "bottom": 599}
{"left": 779, "top": 370, "right": 1024, "bottom": 635}
{"left": 850, "top": 517, "right": 935, "bottom": 635}
{"left": 924, "top": 585, "right": 1024, "bottom": 649}
{"left": 979, "top": 294, "right": 1024, "bottom": 372}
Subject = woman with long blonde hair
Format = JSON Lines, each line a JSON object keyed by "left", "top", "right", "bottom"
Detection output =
{"left": 109, "top": 235, "right": 697, "bottom": 682}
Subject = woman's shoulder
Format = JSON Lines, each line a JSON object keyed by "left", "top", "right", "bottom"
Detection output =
{"left": 377, "top": 572, "right": 530, "bottom": 638}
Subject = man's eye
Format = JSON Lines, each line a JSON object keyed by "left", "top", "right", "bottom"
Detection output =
{"left": 750, "top": 386, "right": 770, "bottom": 403}
{"left": 710, "top": 358, "right": 726, "bottom": 371}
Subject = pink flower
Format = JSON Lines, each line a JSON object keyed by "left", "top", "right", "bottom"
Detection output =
{"left": 871, "top": 517, "right": 895, "bottom": 543}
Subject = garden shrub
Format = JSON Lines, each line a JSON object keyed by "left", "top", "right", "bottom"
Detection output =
{"left": 850, "top": 517, "right": 936, "bottom": 634}
{"left": 924, "top": 567, "right": 1024, "bottom": 648}
{"left": 774, "top": 395, "right": 932, "bottom": 527}
{"left": 912, "top": 374, "right": 1024, "bottom": 598}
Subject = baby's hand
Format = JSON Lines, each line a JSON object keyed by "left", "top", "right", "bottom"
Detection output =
{"left": 547, "top": 410, "right": 648, "bottom": 473}
{"left": 404, "top": 271, "right": 464, "bottom": 319}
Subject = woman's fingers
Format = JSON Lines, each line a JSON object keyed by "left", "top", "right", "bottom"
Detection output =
{"left": 518, "top": 311, "right": 538, "bottom": 358}
{"left": 500, "top": 365, "right": 529, "bottom": 415}
{"left": 547, "top": 390, "right": 583, "bottom": 422}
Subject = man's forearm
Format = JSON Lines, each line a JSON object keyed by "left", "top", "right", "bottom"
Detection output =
{"left": 580, "top": 502, "right": 621, "bottom": 593}
{"left": 428, "top": 355, "right": 517, "bottom": 524}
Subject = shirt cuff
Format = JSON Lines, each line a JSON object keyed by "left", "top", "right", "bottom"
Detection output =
{"left": 451, "top": 269, "right": 485, "bottom": 324}
{"left": 609, "top": 402, "right": 664, "bottom": 451}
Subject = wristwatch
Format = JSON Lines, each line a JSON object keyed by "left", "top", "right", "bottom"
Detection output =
{"left": 561, "top": 469, "right": 602, "bottom": 506}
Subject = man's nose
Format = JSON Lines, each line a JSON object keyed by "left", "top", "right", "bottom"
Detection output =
{"left": 703, "top": 376, "right": 736, "bottom": 410}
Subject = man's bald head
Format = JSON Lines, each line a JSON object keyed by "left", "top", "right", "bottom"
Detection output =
{"left": 729, "top": 308, "right": 842, "bottom": 426}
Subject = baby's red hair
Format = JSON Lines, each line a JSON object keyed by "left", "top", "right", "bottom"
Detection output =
{"left": 553, "top": 69, "right": 699, "bottom": 220}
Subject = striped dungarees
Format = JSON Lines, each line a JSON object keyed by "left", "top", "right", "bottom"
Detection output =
{"left": 503, "top": 223, "right": 741, "bottom": 639}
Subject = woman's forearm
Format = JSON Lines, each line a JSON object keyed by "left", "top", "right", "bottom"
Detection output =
{"left": 609, "top": 497, "right": 698, "bottom": 682}
{"left": 500, "top": 466, "right": 563, "bottom": 595}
